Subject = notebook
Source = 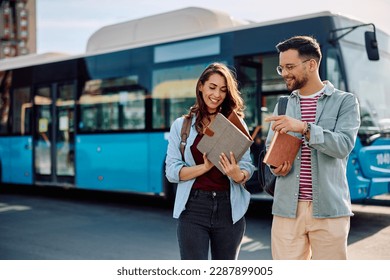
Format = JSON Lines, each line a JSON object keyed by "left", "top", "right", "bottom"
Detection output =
{"left": 197, "top": 112, "right": 253, "bottom": 174}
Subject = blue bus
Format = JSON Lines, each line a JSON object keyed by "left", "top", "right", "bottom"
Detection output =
{"left": 0, "top": 7, "right": 389, "bottom": 201}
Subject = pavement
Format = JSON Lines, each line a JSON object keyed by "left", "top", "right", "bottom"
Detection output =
{"left": 349, "top": 194, "right": 390, "bottom": 260}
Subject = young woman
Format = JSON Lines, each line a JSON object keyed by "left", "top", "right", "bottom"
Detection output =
{"left": 165, "top": 62, "right": 254, "bottom": 260}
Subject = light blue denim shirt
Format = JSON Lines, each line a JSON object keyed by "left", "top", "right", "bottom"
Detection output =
{"left": 165, "top": 115, "right": 255, "bottom": 224}
{"left": 266, "top": 81, "right": 360, "bottom": 218}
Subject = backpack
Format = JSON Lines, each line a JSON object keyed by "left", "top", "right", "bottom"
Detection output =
{"left": 257, "top": 97, "right": 288, "bottom": 196}
{"left": 180, "top": 115, "right": 192, "bottom": 160}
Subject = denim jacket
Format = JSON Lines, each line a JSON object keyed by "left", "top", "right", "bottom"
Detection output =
{"left": 266, "top": 81, "right": 360, "bottom": 218}
{"left": 165, "top": 115, "right": 255, "bottom": 224}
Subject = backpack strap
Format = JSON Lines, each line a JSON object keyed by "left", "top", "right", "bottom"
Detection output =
{"left": 277, "top": 96, "right": 288, "bottom": 115}
{"left": 180, "top": 116, "right": 192, "bottom": 161}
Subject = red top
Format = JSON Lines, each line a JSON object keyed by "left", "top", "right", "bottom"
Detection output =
{"left": 190, "top": 134, "right": 230, "bottom": 191}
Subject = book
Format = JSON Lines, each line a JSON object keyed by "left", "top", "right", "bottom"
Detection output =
{"left": 263, "top": 131, "right": 302, "bottom": 168}
{"left": 197, "top": 112, "right": 253, "bottom": 174}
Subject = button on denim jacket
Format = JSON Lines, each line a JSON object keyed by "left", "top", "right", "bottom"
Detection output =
{"left": 266, "top": 81, "right": 360, "bottom": 218}
{"left": 165, "top": 115, "right": 255, "bottom": 224}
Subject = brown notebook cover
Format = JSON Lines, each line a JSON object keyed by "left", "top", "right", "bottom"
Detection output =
{"left": 263, "top": 131, "right": 302, "bottom": 168}
{"left": 197, "top": 112, "right": 253, "bottom": 174}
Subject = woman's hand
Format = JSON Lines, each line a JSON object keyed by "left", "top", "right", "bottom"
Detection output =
{"left": 203, "top": 153, "right": 214, "bottom": 172}
{"left": 179, "top": 153, "right": 214, "bottom": 181}
{"left": 219, "top": 152, "right": 246, "bottom": 183}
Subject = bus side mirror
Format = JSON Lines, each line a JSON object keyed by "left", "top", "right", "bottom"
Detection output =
{"left": 329, "top": 23, "right": 380, "bottom": 61}
{"left": 365, "top": 31, "right": 379, "bottom": 61}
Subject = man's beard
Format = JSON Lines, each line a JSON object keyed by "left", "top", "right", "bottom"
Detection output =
{"left": 285, "top": 74, "right": 308, "bottom": 91}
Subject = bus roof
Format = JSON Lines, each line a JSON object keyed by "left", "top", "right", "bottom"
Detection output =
{"left": 0, "top": 52, "right": 70, "bottom": 71}
{"left": 86, "top": 7, "right": 250, "bottom": 53}
{"left": 0, "top": 8, "right": 373, "bottom": 71}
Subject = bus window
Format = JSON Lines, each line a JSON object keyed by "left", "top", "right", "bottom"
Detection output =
{"left": 12, "top": 87, "right": 32, "bottom": 135}
{"left": 326, "top": 48, "right": 346, "bottom": 91}
{"left": 0, "top": 70, "right": 11, "bottom": 134}
{"left": 78, "top": 76, "right": 145, "bottom": 132}
{"left": 152, "top": 63, "right": 211, "bottom": 129}
{"left": 262, "top": 56, "right": 287, "bottom": 93}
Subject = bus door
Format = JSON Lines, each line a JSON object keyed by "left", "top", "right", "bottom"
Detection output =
{"left": 33, "top": 82, "right": 76, "bottom": 186}
{"left": 235, "top": 56, "right": 263, "bottom": 165}
{"left": 236, "top": 54, "right": 290, "bottom": 153}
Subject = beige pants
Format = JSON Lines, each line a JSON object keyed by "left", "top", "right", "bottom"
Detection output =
{"left": 271, "top": 201, "right": 350, "bottom": 260}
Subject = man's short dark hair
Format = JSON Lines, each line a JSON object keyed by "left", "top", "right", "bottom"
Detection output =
{"left": 276, "top": 35, "right": 322, "bottom": 63}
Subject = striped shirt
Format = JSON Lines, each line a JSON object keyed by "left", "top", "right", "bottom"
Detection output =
{"left": 299, "top": 89, "right": 324, "bottom": 200}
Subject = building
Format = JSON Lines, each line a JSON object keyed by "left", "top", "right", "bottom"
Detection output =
{"left": 0, "top": 0, "right": 36, "bottom": 59}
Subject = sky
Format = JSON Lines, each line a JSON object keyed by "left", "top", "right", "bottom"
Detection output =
{"left": 36, "top": 0, "right": 390, "bottom": 55}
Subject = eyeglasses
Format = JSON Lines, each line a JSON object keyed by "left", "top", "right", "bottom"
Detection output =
{"left": 276, "top": 59, "right": 311, "bottom": 75}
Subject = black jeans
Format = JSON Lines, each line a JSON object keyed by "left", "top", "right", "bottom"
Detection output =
{"left": 177, "top": 189, "right": 246, "bottom": 260}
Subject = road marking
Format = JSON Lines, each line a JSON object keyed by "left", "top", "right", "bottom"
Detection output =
{"left": 241, "top": 235, "right": 270, "bottom": 252}
{"left": 0, "top": 203, "right": 31, "bottom": 213}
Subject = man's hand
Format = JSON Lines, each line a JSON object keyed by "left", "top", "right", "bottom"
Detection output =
{"left": 272, "top": 161, "right": 292, "bottom": 176}
{"left": 265, "top": 115, "right": 305, "bottom": 134}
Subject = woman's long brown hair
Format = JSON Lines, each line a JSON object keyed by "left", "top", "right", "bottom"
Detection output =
{"left": 185, "top": 62, "right": 245, "bottom": 133}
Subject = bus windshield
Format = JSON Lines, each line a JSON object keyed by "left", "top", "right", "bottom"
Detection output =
{"left": 339, "top": 36, "right": 390, "bottom": 138}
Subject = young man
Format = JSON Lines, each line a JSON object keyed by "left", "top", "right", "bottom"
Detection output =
{"left": 265, "top": 36, "right": 360, "bottom": 260}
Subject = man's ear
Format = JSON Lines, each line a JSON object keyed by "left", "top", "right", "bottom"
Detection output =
{"left": 309, "top": 59, "right": 318, "bottom": 72}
